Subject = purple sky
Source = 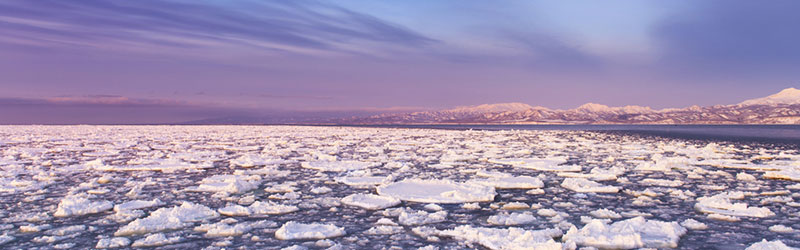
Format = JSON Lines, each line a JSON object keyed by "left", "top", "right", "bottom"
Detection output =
{"left": 1, "top": 0, "right": 799, "bottom": 123}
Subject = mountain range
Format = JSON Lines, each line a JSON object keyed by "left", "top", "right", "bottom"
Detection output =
{"left": 338, "top": 88, "right": 800, "bottom": 124}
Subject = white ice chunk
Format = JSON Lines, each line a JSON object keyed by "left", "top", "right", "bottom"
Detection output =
{"left": 423, "top": 203, "right": 443, "bottom": 211}
{"left": 737, "top": 172, "right": 758, "bottom": 181}
{"left": 341, "top": 194, "right": 401, "bottom": 210}
{"left": 708, "top": 213, "right": 740, "bottom": 222}
{"left": 487, "top": 212, "right": 537, "bottom": 226}
{"left": 502, "top": 202, "right": 530, "bottom": 210}
{"left": 680, "top": 219, "right": 708, "bottom": 230}
{"left": 561, "top": 178, "right": 619, "bottom": 193}
{"left": 53, "top": 196, "right": 113, "bottom": 217}
{"left": 364, "top": 225, "right": 405, "bottom": 235}
{"left": 589, "top": 208, "right": 622, "bottom": 219}
{"left": 563, "top": 217, "right": 687, "bottom": 249}
{"left": 640, "top": 178, "right": 683, "bottom": 187}
{"left": 377, "top": 179, "right": 496, "bottom": 204}
{"left": 746, "top": 239, "right": 799, "bottom": 250}
{"left": 537, "top": 208, "right": 558, "bottom": 217}
{"left": 489, "top": 157, "right": 579, "bottom": 172}
{"left": 114, "top": 202, "right": 219, "bottom": 236}
{"left": 764, "top": 168, "right": 800, "bottom": 182}
{"left": 195, "top": 222, "right": 252, "bottom": 237}
{"left": 769, "top": 225, "right": 795, "bottom": 233}
{"left": 130, "top": 233, "right": 181, "bottom": 248}
{"left": 695, "top": 193, "right": 775, "bottom": 218}
{"left": 193, "top": 175, "right": 261, "bottom": 194}
{"left": 470, "top": 176, "right": 544, "bottom": 189}
{"left": 336, "top": 176, "right": 393, "bottom": 186}
{"left": 275, "top": 221, "right": 345, "bottom": 240}
{"left": 95, "top": 158, "right": 212, "bottom": 172}
{"left": 45, "top": 225, "right": 85, "bottom": 236}
{"left": 114, "top": 199, "right": 164, "bottom": 212}
{"left": 438, "top": 225, "right": 565, "bottom": 250}
{"left": 218, "top": 204, "right": 251, "bottom": 216}
{"left": 310, "top": 186, "right": 332, "bottom": 194}
{"left": 300, "top": 161, "right": 377, "bottom": 172}
{"left": 398, "top": 210, "right": 447, "bottom": 226}
{"left": 462, "top": 203, "right": 481, "bottom": 210}
{"left": 230, "top": 154, "right": 284, "bottom": 168}
{"left": 557, "top": 167, "right": 625, "bottom": 181}
{"left": 249, "top": 201, "right": 299, "bottom": 215}
{"left": 96, "top": 237, "right": 130, "bottom": 249}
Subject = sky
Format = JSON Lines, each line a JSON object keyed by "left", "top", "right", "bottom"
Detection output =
{"left": 1, "top": 0, "right": 799, "bottom": 123}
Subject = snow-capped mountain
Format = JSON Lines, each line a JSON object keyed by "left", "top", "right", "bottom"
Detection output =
{"left": 340, "top": 88, "right": 800, "bottom": 124}
{"left": 446, "top": 102, "right": 541, "bottom": 113}
{"left": 739, "top": 87, "right": 800, "bottom": 106}
{"left": 574, "top": 103, "right": 655, "bottom": 114}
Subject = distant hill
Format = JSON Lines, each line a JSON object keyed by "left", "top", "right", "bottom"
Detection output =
{"left": 337, "top": 88, "right": 800, "bottom": 124}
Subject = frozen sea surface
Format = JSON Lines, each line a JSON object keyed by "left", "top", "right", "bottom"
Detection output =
{"left": 0, "top": 125, "right": 799, "bottom": 249}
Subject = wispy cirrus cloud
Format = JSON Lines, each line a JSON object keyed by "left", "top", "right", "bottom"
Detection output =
{"left": 0, "top": 0, "right": 435, "bottom": 57}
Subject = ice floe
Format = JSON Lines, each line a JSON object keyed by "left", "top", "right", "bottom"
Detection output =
{"left": 561, "top": 178, "right": 619, "bottom": 193}
{"left": 275, "top": 221, "right": 345, "bottom": 240}
{"left": 130, "top": 233, "right": 181, "bottom": 247}
{"left": 114, "top": 202, "right": 219, "bottom": 236}
{"left": 301, "top": 161, "right": 377, "bottom": 172}
{"left": 195, "top": 221, "right": 252, "bottom": 237}
{"left": 486, "top": 212, "right": 537, "bottom": 226}
{"left": 438, "top": 225, "right": 566, "bottom": 250}
{"left": 563, "top": 216, "right": 687, "bottom": 249}
{"left": 489, "top": 157, "right": 579, "bottom": 172}
{"left": 398, "top": 209, "right": 447, "bottom": 226}
{"left": 746, "top": 239, "right": 799, "bottom": 250}
{"left": 96, "top": 237, "right": 130, "bottom": 249}
{"left": 695, "top": 192, "right": 775, "bottom": 218}
{"left": 764, "top": 168, "right": 800, "bottom": 182}
{"left": 588, "top": 208, "right": 621, "bottom": 219}
{"left": 249, "top": 201, "right": 299, "bottom": 215}
{"left": 218, "top": 204, "right": 251, "bottom": 216}
{"left": 192, "top": 174, "right": 261, "bottom": 194}
{"left": 336, "top": 175, "right": 393, "bottom": 186}
{"left": 341, "top": 193, "right": 401, "bottom": 210}
{"left": 1, "top": 125, "right": 799, "bottom": 249}
{"left": 470, "top": 176, "right": 544, "bottom": 189}
{"left": 113, "top": 199, "right": 164, "bottom": 212}
{"left": 53, "top": 196, "right": 113, "bottom": 217}
{"left": 768, "top": 225, "right": 795, "bottom": 233}
{"left": 377, "top": 179, "right": 496, "bottom": 204}
{"left": 680, "top": 218, "right": 708, "bottom": 230}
